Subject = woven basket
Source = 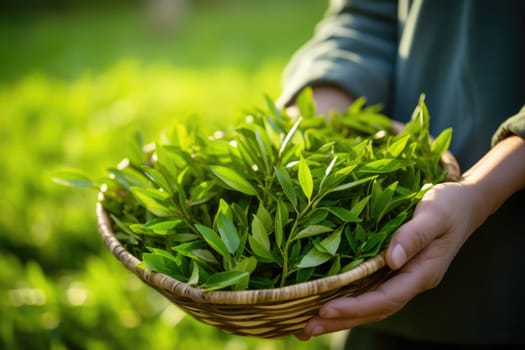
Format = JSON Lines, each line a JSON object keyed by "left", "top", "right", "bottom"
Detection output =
{"left": 96, "top": 141, "right": 460, "bottom": 339}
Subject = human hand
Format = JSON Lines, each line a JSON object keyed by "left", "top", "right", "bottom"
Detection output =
{"left": 285, "top": 84, "right": 353, "bottom": 119}
{"left": 296, "top": 180, "right": 488, "bottom": 340}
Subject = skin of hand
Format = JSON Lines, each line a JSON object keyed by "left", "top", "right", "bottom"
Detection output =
{"left": 288, "top": 87, "right": 525, "bottom": 340}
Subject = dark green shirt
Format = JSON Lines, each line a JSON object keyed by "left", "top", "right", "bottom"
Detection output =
{"left": 279, "top": 0, "right": 525, "bottom": 344}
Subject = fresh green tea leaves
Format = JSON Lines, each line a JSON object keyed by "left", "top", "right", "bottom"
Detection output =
{"left": 129, "top": 186, "right": 176, "bottom": 217}
{"left": 298, "top": 156, "right": 313, "bottom": 201}
{"left": 386, "top": 135, "right": 410, "bottom": 158}
{"left": 248, "top": 235, "right": 274, "bottom": 262}
{"left": 275, "top": 166, "right": 298, "bottom": 209}
{"left": 195, "top": 224, "right": 230, "bottom": 259}
{"left": 217, "top": 213, "right": 240, "bottom": 255}
{"left": 279, "top": 117, "right": 302, "bottom": 157}
{"left": 358, "top": 159, "right": 414, "bottom": 174}
{"left": 431, "top": 127, "right": 453, "bottom": 157}
{"left": 203, "top": 271, "right": 250, "bottom": 291}
{"left": 61, "top": 89, "right": 453, "bottom": 291}
{"left": 297, "top": 248, "right": 332, "bottom": 268}
{"left": 293, "top": 225, "right": 333, "bottom": 241}
{"left": 251, "top": 214, "right": 271, "bottom": 254}
{"left": 209, "top": 165, "right": 258, "bottom": 196}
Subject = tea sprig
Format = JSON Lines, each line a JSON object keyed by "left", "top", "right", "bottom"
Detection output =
{"left": 53, "top": 89, "right": 453, "bottom": 290}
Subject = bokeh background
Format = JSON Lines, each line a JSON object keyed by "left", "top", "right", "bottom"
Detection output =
{"left": 0, "top": 0, "right": 352, "bottom": 349}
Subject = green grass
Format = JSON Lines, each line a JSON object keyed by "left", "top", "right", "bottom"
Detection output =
{"left": 0, "top": 1, "right": 351, "bottom": 349}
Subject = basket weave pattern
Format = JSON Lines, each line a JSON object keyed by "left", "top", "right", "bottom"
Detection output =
{"left": 97, "top": 203, "right": 390, "bottom": 338}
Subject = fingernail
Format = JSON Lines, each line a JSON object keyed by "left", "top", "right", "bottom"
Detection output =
{"left": 310, "top": 326, "right": 325, "bottom": 336}
{"left": 391, "top": 244, "right": 407, "bottom": 269}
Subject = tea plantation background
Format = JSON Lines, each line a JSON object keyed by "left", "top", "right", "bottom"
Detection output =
{"left": 0, "top": 0, "right": 352, "bottom": 349}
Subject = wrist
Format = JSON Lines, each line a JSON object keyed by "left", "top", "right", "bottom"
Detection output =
{"left": 460, "top": 135, "right": 525, "bottom": 216}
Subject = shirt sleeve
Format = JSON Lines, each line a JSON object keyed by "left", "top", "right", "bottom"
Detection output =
{"left": 277, "top": 0, "right": 399, "bottom": 109}
{"left": 491, "top": 105, "right": 525, "bottom": 146}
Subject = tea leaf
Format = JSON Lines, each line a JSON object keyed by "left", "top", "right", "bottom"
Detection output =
{"left": 234, "top": 256, "right": 258, "bottom": 274}
{"left": 319, "top": 156, "right": 338, "bottom": 190}
{"left": 217, "top": 213, "right": 240, "bottom": 254}
{"left": 293, "top": 225, "right": 333, "bottom": 241}
{"left": 297, "top": 247, "right": 332, "bottom": 268}
{"left": 323, "top": 207, "right": 361, "bottom": 223}
{"left": 172, "top": 240, "right": 208, "bottom": 255}
{"left": 298, "top": 155, "right": 313, "bottom": 201}
{"left": 203, "top": 271, "right": 250, "bottom": 291}
{"left": 264, "top": 94, "right": 282, "bottom": 121}
{"left": 377, "top": 210, "right": 409, "bottom": 237}
{"left": 319, "top": 227, "right": 343, "bottom": 256}
{"left": 431, "top": 128, "right": 453, "bottom": 157}
{"left": 275, "top": 166, "right": 298, "bottom": 209}
{"left": 350, "top": 195, "right": 371, "bottom": 217}
{"left": 326, "top": 256, "right": 341, "bottom": 276}
{"left": 341, "top": 258, "right": 364, "bottom": 273}
{"left": 187, "top": 260, "right": 200, "bottom": 285}
{"left": 255, "top": 128, "right": 271, "bottom": 174}
{"left": 108, "top": 167, "right": 150, "bottom": 190}
{"left": 370, "top": 181, "right": 398, "bottom": 222}
{"left": 256, "top": 203, "right": 273, "bottom": 232}
{"left": 130, "top": 186, "right": 176, "bottom": 217}
{"left": 344, "top": 226, "right": 359, "bottom": 254}
{"left": 144, "top": 219, "right": 183, "bottom": 234}
{"left": 274, "top": 199, "right": 288, "bottom": 248}
{"left": 295, "top": 267, "right": 315, "bottom": 283}
{"left": 195, "top": 224, "right": 230, "bottom": 259}
{"left": 361, "top": 231, "right": 389, "bottom": 257}
{"left": 248, "top": 235, "right": 274, "bottom": 262}
{"left": 303, "top": 208, "right": 329, "bottom": 226}
{"left": 171, "top": 233, "right": 199, "bottom": 242}
{"left": 155, "top": 143, "right": 181, "bottom": 184}
{"left": 189, "top": 181, "right": 216, "bottom": 206}
{"left": 209, "top": 165, "right": 258, "bottom": 196}
{"left": 251, "top": 214, "right": 270, "bottom": 253}
{"left": 279, "top": 117, "right": 302, "bottom": 157}
{"left": 127, "top": 132, "right": 146, "bottom": 166}
{"left": 327, "top": 175, "right": 377, "bottom": 194}
{"left": 387, "top": 135, "right": 410, "bottom": 157}
{"left": 141, "top": 253, "right": 187, "bottom": 281}
{"left": 359, "top": 159, "right": 414, "bottom": 174}
{"left": 192, "top": 249, "right": 221, "bottom": 266}
{"left": 354, "top": 224, "right": 366, "bottom": 243}
{"left": 139, "top": 165, "right": 172, "bottom": 194}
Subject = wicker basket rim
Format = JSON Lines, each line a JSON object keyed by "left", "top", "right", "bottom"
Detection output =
{"left": 97, "top": 201, "right": 389, "bottom": 304}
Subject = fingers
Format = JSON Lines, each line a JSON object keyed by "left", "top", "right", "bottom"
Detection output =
{"left": 386, "top": 188, "right": 451, "bottom": 270}
{"left": 302, "top": 243, "right": 449, "bottom": 337}
{"left": 297, "top": 183, "right": 471, "bottom": 339}
{"left": 300, "top": 272, "right": 412, "bottom": 336}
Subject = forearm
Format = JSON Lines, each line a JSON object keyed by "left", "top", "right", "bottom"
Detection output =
{"left": 461, "top": 135, "right": 525, "bottom": 218}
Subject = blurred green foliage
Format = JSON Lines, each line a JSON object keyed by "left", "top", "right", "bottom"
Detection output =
{"left": 0, "top": 0, "right": 353, "bottom": 349}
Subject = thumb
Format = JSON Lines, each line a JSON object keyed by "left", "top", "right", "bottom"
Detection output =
{"left": 386, "top": 200, "right": 449, "bottom": 270}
